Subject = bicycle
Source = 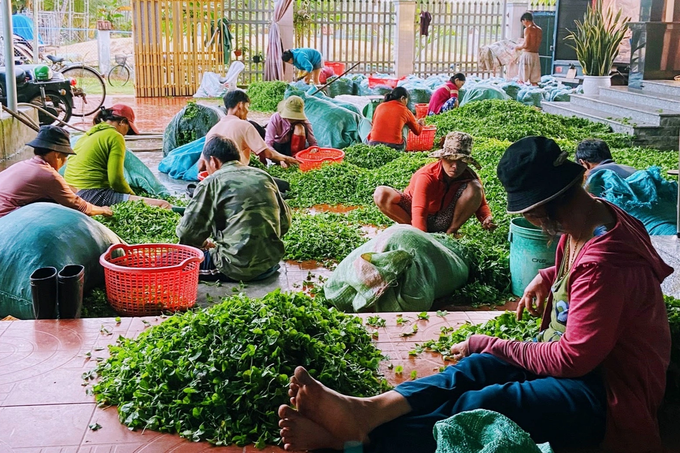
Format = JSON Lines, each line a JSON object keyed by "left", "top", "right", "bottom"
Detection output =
{"left": 12, "top": 34, "right": 107, "bottom": 117}
{"left": 107, "top": 54, "right": 133, "bottom": 87}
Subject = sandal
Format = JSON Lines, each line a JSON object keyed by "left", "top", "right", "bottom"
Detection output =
{"left": 186, "top": 183, "right": 197, "bottom": 198}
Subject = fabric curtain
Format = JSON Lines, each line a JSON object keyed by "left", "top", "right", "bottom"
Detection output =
{"left": 264, "top": 0, "right": 293, "bottom": 81}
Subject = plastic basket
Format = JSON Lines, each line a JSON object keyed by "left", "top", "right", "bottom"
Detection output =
{"left": 324, "top": 61, "right": 346, "bottom": 76}
{"left": 406, "top": 125, "right": 437, "bottom": 152}
{"left": 368, "top": 76, "right": 403, "bottom": 89}
{"left": 100, "top": 243, "right": 204, "bottom": 316}
{"left": 294, "top": 146, "right": 345, "bottom": 172}
{"left": 114, "top": 54, "right": 128, "bottom": 65}
{"left": 415, "top": 103, "right": 429, "bottom": 119}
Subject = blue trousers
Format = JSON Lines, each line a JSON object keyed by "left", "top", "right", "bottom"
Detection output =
{"left": 368, "top": 353, "right": 607, "bottom": 453}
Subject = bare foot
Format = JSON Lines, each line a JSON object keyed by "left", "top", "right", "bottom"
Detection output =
{"left": 278, "top": 405, "right": 343, "bottom": 451}
{"left": 290, "top": 366, "right": 371, "bottom": 444}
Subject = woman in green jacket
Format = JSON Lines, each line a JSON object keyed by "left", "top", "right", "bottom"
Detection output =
{"left": 64, "top": 104, "right": 171, "bottom": 208}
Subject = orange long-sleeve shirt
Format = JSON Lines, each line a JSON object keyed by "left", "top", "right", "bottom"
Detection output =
{"left": 403, "top": 161, "right": 492, "bottom": 231}
{"left": 368, "top": 100, "right": 422, "bottom": 145}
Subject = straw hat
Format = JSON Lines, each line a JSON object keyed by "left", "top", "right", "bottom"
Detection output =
{"left": 428, "top": 131, "right": 480, "bottom": 169}
{"left": 279, "top": 96, "right": 307, "bottom": 121}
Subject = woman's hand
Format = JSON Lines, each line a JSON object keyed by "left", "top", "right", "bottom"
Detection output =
{"left": 481, "top": 217, "right": 497, "bottom": 231}
{"left": 202, "top": 239, "right": 216, "bottom": 249}
{"left": 517, "top": 273, "right": 549, "bottom": 320}
{"left": 416, "top": 118, "right": 426, "bottom": 126}
{"left": 450, "top": 340, "right": 469, "bottom": 361}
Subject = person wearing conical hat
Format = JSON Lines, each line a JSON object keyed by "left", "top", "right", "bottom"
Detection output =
{"left": 373, "top": 131, "right": 496, "bottom": 234}
{"left": 265, "top": 96, "right": 317, "bottom": 157}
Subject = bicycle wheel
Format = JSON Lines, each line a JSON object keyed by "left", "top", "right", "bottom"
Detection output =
{"left": 30, "top": 92, "right": 72, "bottom": 125}
{"left": 60, "top": 65, "right": 106, "bottom": 117}
{"left": 108, "top": 64, "right": 131, "bottom": 87}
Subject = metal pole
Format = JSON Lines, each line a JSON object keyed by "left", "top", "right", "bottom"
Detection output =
{"left": 32, "top": 0, "right": 39, "bottom": 61}
{"left": 1, "top": 0, "right": 18, "bottom": 111}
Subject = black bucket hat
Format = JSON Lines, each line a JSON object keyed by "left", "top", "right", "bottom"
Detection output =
{"left": 497, "top": 136, "right": 585, "bottom": 214}
{"left": 26, "top": 125, "right": 75, "bottom": 155}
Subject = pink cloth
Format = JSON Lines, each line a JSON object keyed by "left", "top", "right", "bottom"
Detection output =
{"left": 205, "top": 115, "right": 269, "bottom": 165}
{"left": 0, "top": 156, "right": 92, "bottom": 218}
{"left": 428, "top": 81, "right": 458, "bottom": 114}
{"left": 468, "top": 202, "right": 672, "bottom": 452}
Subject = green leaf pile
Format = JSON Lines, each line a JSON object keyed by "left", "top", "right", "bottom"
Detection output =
{"left": 95, "top": 200, "right": 181, "bottom": 244}
{"left": 90, "top": 290, "right": 389, "bottom": 447}
{"left": 246, "top": 81, "right": 288, "bottom": 112}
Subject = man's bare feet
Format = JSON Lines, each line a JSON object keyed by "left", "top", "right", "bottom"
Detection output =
{"left": 289, "top": 366, "right": 371, "bottom": 443}
{"left": 278, "top": 405, "right": 344, "bottom": 451}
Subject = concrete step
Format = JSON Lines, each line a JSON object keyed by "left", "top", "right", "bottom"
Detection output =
{"left": 599, "top": 86, "right": 680, "bottom": 113}
{"left": 542, "top": 101, "right": 658, "bottom": 134}
{"left": 640, "top": 80, "right": 680, "bottom": 98}
{"left": 569, "top": 94, "right": 680, "bottom": 127}
{"left": 542, "top": 101, "right": 679, "bottom": 150}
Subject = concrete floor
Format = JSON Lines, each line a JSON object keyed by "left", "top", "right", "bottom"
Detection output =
{"left": 652, "top": 235, "right": 680, "bottom": 299}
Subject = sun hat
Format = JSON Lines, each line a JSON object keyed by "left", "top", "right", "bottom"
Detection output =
{"left": 26, "top": 125, "right": 75, "bottom": 155}
{"left": 279, "top": 96, "right": 307, "bottom": 121}
{"left": 109, "top": 104, "right": 139, "bottom": 134}
{"left": 428, "top": 131, "right": 480, "bottom": 169}
{"left": 497, "top": 136, "right": 585, "bottom": 214}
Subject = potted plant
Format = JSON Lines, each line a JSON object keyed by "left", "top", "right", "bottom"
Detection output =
{"left": 565, "top": 0, "right": 630, "bottom": 96}
{"left": 252, "top": 54, "right": 263, "bottom": 64}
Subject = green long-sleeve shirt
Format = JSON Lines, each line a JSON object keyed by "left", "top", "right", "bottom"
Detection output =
{"left": 176, "top": 162, "right": 291, "bottom": 281}
{"left": 64, "top": 123, "right": 134, "bottom": 195}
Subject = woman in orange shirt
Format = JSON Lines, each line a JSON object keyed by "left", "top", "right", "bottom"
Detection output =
{"left": 367, "top": 87, "right": 423, "bottom": 150}
{"left": 374, "top": 131, "right": 496, "bottom": 234}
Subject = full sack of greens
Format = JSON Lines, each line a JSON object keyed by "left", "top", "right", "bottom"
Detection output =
{"left": 162, "top": 102, "right": 222, "bottom": 156}
{"left": 0, "top": 203, "right": 122, "bottom": 319}
{"left": 90, "top": 290, "right": 389, "bottom": 447}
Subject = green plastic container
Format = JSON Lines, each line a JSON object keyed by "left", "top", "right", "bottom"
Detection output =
{"left": 509, "top": 217, "right": 559, "bottom": 297}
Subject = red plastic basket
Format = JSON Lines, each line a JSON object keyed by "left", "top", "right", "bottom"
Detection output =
{"left": 415, "top": 103, "right": 429, "bottom": 119}
{"left": 367, "top": 76, "right": 404, "bottom": 89}
{"left": 324, "top": 61, "right": 346, "bottom": 76}
{"left": 406, "top": 125, "right": 437, "bottom": 152}
{"left": 100, "top": 243, "right": 204, "bottom": 316}
{"left": 294, "top": 146, "right": 345, "bottom": 172}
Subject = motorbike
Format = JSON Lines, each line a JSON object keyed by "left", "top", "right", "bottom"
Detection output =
{"left": 0, "top": 64, "right": 75, "bottom": 125}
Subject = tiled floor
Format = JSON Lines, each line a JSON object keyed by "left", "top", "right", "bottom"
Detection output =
{"left": 0, "top": 311, "right": 493, "bottom": 452}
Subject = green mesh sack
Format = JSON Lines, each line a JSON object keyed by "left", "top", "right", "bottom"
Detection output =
{"left": 324, "top": 224, "right": 469, "bottom": 312}
{"left": 0, "top": 203, "right": 122, "bottom": 319}
{"left": 326, "top": 76, "right": 357, "bottom": 97}
{"left": 459, "top": 85, "right": 510, "bottom": 107}
{"left": 434, "top": 409, "right": 554, "bottom": 453}
{"left": 162, "top": 103, "right": 222, "bottom": 156}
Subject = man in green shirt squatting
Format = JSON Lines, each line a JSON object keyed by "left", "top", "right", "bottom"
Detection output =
{"left": 176, "top": 136, "right": 291, "bottom": 282}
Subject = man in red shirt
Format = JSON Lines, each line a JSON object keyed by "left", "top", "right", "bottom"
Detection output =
{"left": 276, "top": 136, "right": 672, "bottom": 453}
{"left": 373, "top": 131, "right": 495, "bottom": 234}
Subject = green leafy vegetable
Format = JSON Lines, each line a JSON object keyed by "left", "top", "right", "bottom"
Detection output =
{"left": 246, "top": 81, "right": 288, "bottom": 112}
{"left": 95, "top": 201, "right": 181, "bottom": 244}
{"left": 90, "top": 290, "right": 390, "bottom": 446}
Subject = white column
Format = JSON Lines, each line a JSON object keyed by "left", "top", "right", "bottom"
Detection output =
{"left": 97, "top": 29, "right": 111, "bottom": 75}
{"left": 1, "top": 0, "right": 17, "bottom": 110}
{"left": 505, "top": 0, "right": 529, "bottom": 42}
{"left": 504, "top": 0, "right": 528, "bottom": 79}
{"left": 394, "top": 0, "right": 416, "bottom": 77}
{"left": 280, "top": 4, "right": 294, "bottom": 82}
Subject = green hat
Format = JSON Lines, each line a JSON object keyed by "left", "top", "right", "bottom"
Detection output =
{"left": 279, "top": 96, "right": 307, "bottom": 121}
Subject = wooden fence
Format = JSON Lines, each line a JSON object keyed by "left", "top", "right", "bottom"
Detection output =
{"left": 414, "top": 0, "right": 505, "bottom": 78}
{"left": 132, "top": 0, "right": 226, "bottom": 97}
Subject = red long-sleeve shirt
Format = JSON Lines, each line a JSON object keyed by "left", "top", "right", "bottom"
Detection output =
{"left": 428, "top": 81, "right": 459, "bottom": 114}
{"left": 469, "top": 202, "right": 672, "bottom": 452}
{"left": 403, "top": 161, "right": 492, "bottom": 232}
{"left": 368, "top": 100, "right": 422, "bottom": 145}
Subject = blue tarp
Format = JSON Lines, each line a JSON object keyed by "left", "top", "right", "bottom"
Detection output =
{"left": 586, "top": 166, "right": 678, "bottom": 235}
{"left": 158, "top": 137, "right": 205, "bottom": 182}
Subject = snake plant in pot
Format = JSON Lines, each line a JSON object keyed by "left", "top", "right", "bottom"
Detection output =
{"left": 565, "top": 0, "right": 631, "bottom": 96}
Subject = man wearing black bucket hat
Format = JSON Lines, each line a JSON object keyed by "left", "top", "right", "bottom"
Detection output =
{"left": 273, "top": 137, "right": 673, "bottom": 453}
{"left": 0, "top": 125, "right": 113, "bottom": 219}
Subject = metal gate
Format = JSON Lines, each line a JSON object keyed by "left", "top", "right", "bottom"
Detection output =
{"left": 226, "top": 0, "right": 275, "bottom": 86}
{"left": 296, "top": 0, "right": 396, "bottom": 75}
{"left": 414, "top": 0, "right": 505, "bottom": 78}
{"left": 133, "top": 0, "right": 226, "bottom": 97}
